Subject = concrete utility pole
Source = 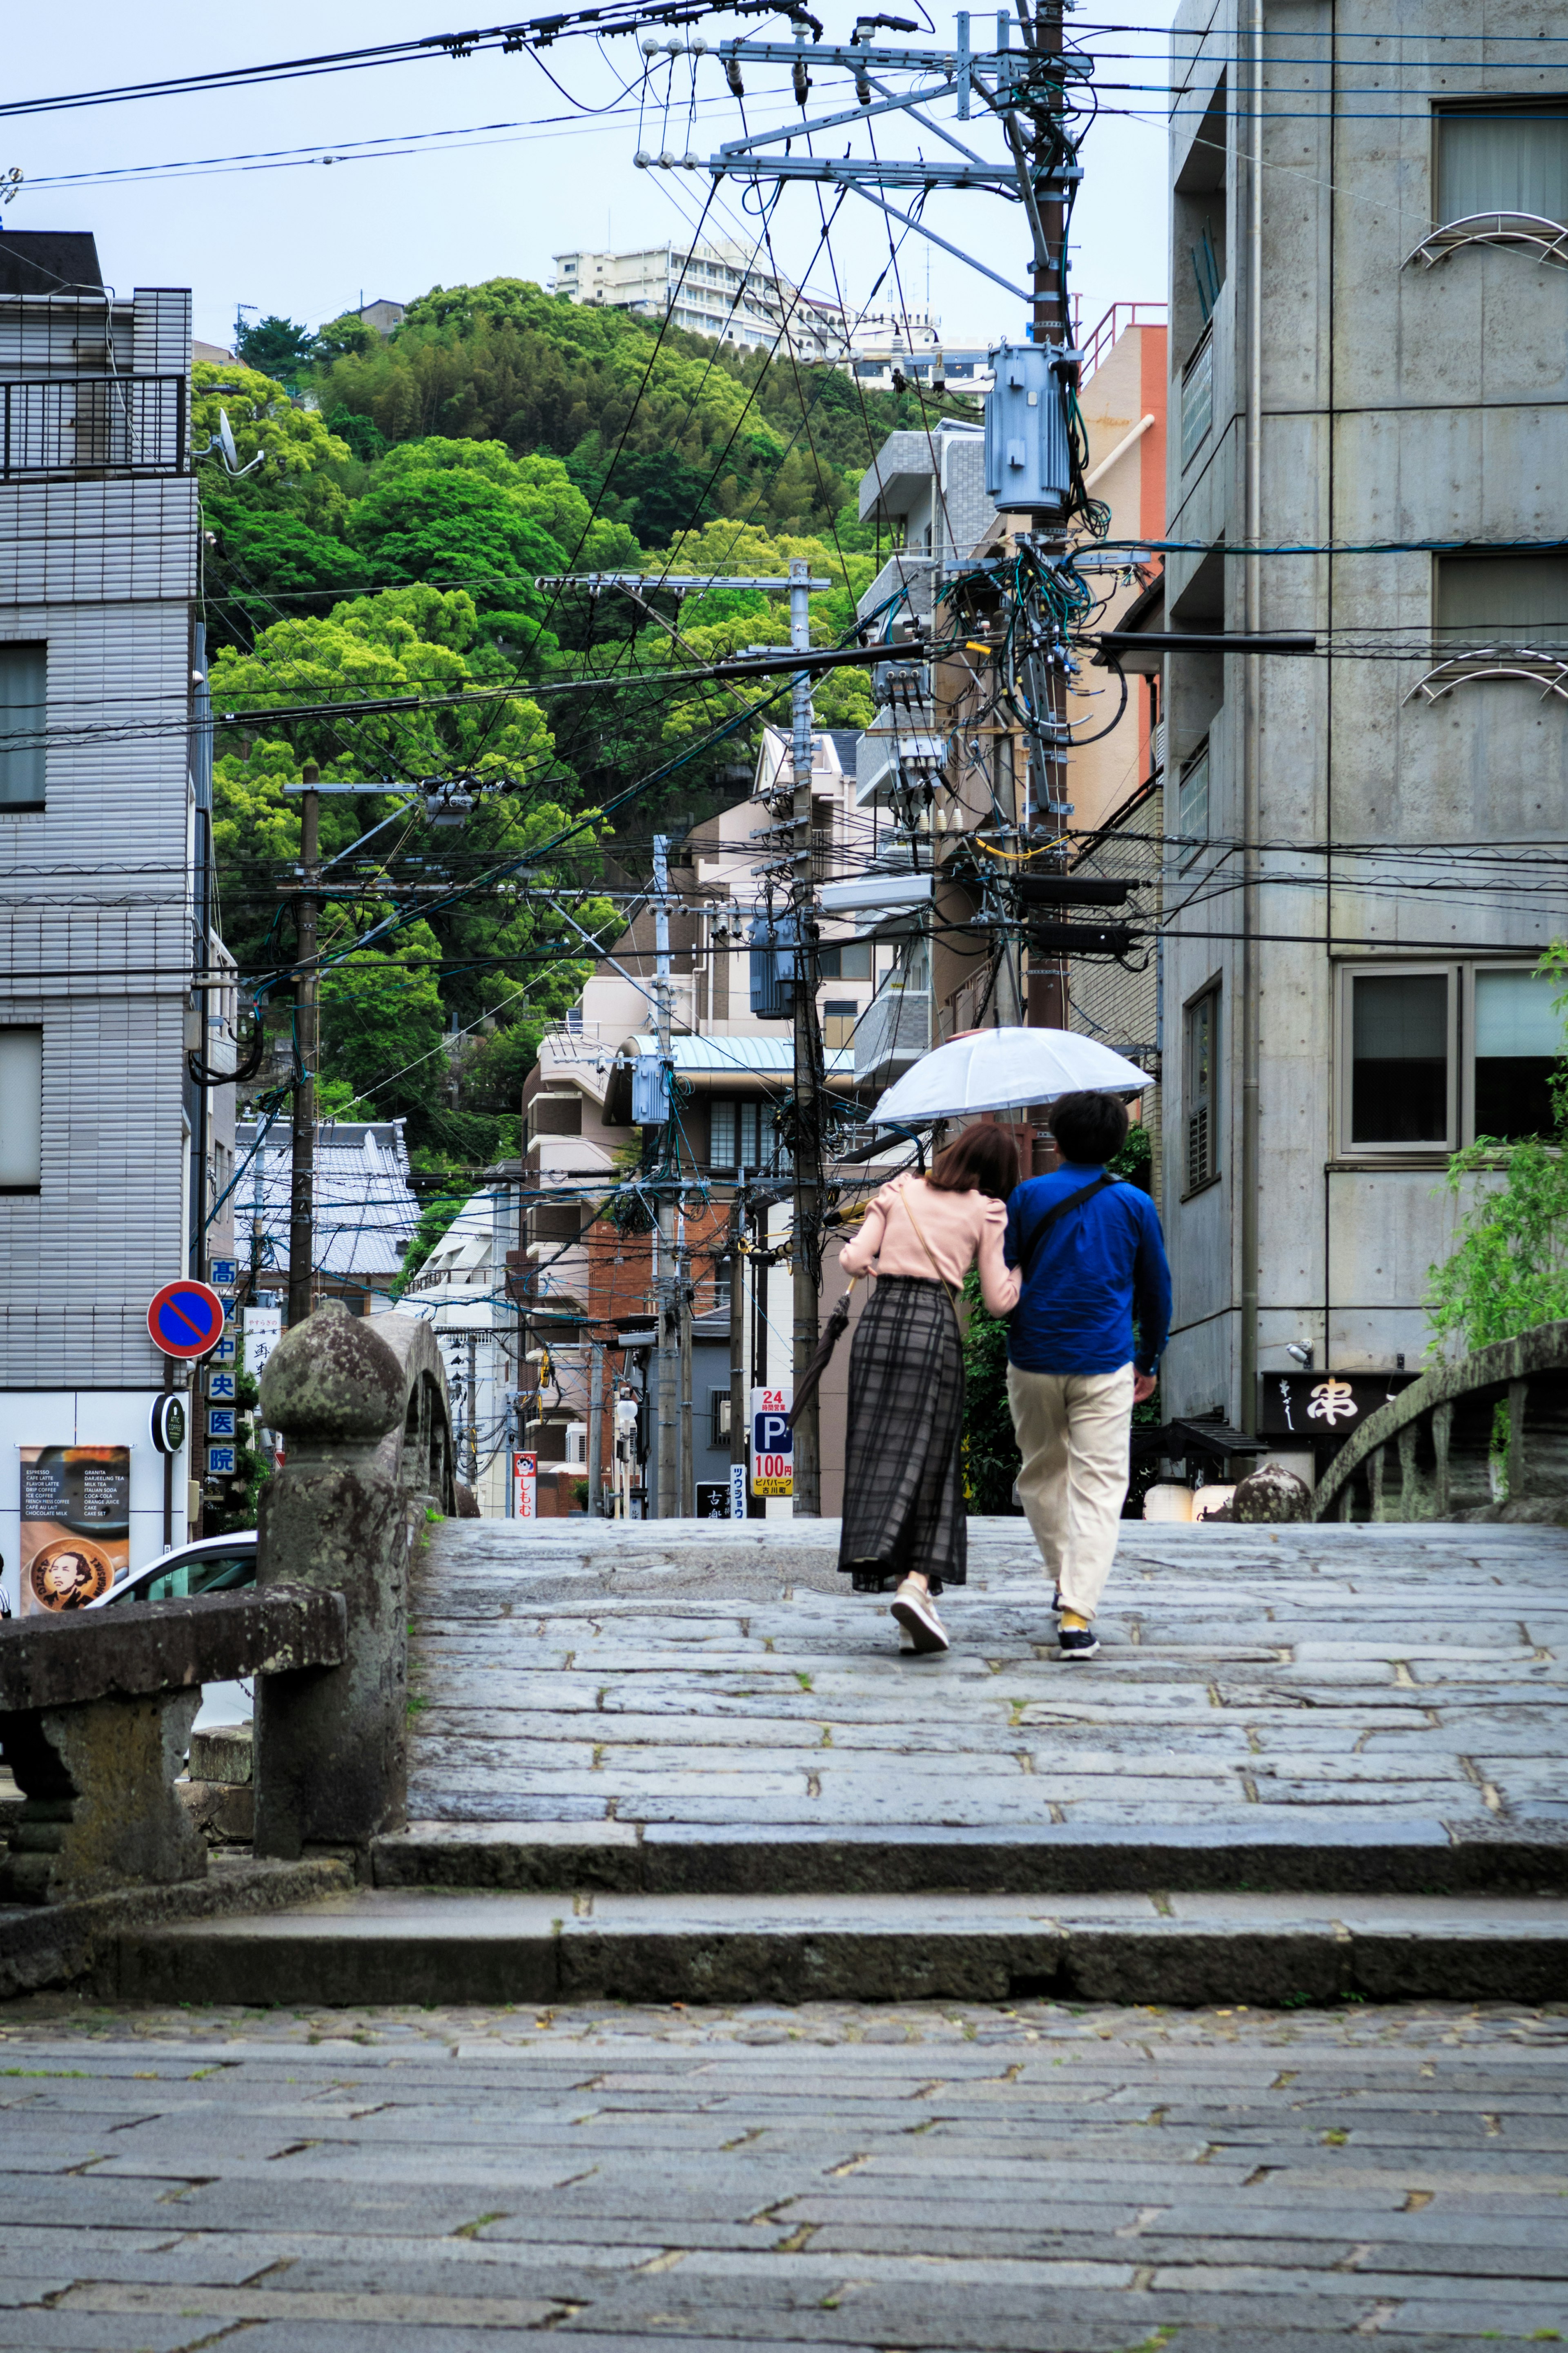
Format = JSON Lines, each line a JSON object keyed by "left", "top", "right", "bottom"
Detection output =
{"left": 586, "top": 1338, "right": 604, "bottom": 1516}
{"left": 787, "top": 558, "right": 826, "bottom": 1517}
{"left": 287, "top": 764, "right": 320, "bottom": 1330}
{"left": 652, "top": 833, "right": 680, "bottom": 1519}
{"left": 727, "top": 1210, "right": 747, "bottom": 1512}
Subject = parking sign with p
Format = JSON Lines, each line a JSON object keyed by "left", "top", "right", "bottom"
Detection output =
{"left": 750, "top": 1385, "right": 793, "bottom": 1498}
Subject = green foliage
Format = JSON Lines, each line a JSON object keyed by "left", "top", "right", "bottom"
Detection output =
{"left": 962, "top": 1267, "right": 1023, "bottom": 1515}
{"left": 316, "top": 314, "right": 383, "bottom": 365}
{"left": 325, "top": 403, "right": 389, "bottom": 462}
{"left": 1425, "top": 948, "right": 1568, "bottom": 1356}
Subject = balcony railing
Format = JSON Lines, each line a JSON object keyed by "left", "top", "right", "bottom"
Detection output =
{"left": 854, "top": 983, "right": 931, "bottom": 1081}
{"left": 1179, "top": 332, "right": 1214, "bottom": 472}
{"left": 857, "top": 551, "right": 936, "bottom": 629}
{"left": 0, "top": 375, "right": 187, "bottom": 478}
{"left": 1079, "top": 300, "right": 1168, "bottom": 385}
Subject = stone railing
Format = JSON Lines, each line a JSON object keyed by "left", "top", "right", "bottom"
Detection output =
{"left": 1312, "top": 1321, "right": 1568, "bottom": 1525}
{"left": 0, "top": 1303, "right": 455, "bottom": 1909}
{"left": 0, "top": 1588, "right": 344, "bottom": 1905}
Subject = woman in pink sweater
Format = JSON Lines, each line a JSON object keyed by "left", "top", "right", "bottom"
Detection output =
{"left": 835, "top": 1124, "right": 1022, "bottom": 1653}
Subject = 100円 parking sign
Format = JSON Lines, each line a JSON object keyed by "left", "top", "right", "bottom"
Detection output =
{"left": 750, "top": 1386, "right": 793, "bottom": 1498}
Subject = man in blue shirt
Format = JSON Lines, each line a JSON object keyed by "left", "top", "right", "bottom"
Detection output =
{"left": 1004, "top": 1090, "right": 1172, "bottom": 1660}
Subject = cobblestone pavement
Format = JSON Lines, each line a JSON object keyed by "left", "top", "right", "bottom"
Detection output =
{"left": 409, "top": 1520, "right": 1568, "bottom": 1847}
{"left": 2, "top": 1996, "right": 1567, "bottom": 2348}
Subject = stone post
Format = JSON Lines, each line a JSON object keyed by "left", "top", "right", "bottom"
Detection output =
{"left": 253, "top": 1301, "right": 414, "bottom": 1865}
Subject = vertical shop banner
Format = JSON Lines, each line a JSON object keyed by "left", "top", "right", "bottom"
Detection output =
{"left": 20, "top": 1446, "right": 131, "bottom": 1613}
{"left": 243, "top": 1307, "right": 283, "bottom": 1384}
{"left": 512, "top": 1451, "right": 537, "bottom": 1519}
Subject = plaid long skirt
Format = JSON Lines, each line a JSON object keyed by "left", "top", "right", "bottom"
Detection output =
{"left": 837, "top": 1274, "right": 967, "bottom": 1596}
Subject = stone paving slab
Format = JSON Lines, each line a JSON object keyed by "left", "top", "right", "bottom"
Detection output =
{"left": 1, "top": 1994, "right": 1566, "bottom": 2347}
{"left": 401, "top": 1519, "right": 1568, "bottom": 1896}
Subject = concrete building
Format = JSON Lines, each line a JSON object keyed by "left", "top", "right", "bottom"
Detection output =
{"left": 1157, "top": 2, "right": 1568, "bottom": 1458}
{"left": 551, "top": 239, "right": 842, "bottom": 357}
{"left": 0, "top": 231, "right": 216, "bottom": 1604}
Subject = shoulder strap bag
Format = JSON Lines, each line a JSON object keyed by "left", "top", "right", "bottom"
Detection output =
{"left": 1017, "top": 1172, "right": 1119, "bottom": 1290}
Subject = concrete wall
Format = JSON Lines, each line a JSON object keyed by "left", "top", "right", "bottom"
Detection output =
{"left": 1159, "top": 0, "right": 1568, "bottom": 1426}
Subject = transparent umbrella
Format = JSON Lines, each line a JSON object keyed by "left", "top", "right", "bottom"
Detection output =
{"left": 869, "top": 1027, "right": 1152, "bottom": 1125}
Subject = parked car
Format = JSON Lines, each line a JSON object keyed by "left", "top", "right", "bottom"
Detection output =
{"left": 88, "top": 1532, "right": 258, "bottom": 1728}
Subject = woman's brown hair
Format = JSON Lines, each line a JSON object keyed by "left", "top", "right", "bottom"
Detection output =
{"left": 926, "top": 1122, "right": 1020, "bottom": 1200}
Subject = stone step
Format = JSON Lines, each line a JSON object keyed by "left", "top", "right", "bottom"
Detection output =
{"left": 372, "top": 1816, "right": 1568, "bottom": 1898}
{"left": 109, "top": 1885, "right": 1568, "bottom": 2009}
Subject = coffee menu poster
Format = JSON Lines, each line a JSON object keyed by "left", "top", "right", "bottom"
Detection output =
{"left": 20, "top": 1446, "right": 131, "bottom": 1614}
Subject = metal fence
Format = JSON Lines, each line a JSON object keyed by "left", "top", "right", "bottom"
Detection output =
{"left": 0, "top": 375, "right": 187, "bottom": 477}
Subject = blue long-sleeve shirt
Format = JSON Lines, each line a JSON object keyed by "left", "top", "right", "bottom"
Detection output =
{"left": 1003, "top": 1164, "right": 1173, "bottom": 1376}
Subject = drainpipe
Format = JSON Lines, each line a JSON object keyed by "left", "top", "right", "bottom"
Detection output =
{"left": 1239, "top": 0, "right": 1265, "bottom": 1432}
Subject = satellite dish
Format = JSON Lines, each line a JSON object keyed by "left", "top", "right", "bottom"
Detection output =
{"left": 218, "top": 409, "right": 239, "bottom": 470}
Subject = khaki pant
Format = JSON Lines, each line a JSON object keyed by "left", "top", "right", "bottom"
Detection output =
{"left": 1007, "top": 1363, "right": 1136, "bottom": 1621}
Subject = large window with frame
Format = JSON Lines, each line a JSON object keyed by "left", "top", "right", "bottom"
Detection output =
{"left": 0, "top": 1026, "right": 42, "bottom": 1191}
{"left": 0, "top": 644, "right": 46, "bottom": 810}
{"left": 706, "top": 1098, "right": 791, "bottom": 1176}
{"left": 1436, "top": 552, "right": 1568, "bottom": 653}
{"left": 1436, "top": 104, "right": 1568, "bottom": 226}
{"left": 1341, "top": 962, "right": 1565, "bottom": 1154}
{"left": 1183, "top": 982, "right": 1220, "bottom": 1193}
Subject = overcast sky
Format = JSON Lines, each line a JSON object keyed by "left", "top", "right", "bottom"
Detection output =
{"left": 3, "top": 0, "right": 1175, "bottom": 358}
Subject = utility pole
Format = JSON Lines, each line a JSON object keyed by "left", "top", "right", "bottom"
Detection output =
{"left": 587, "top": 1338, "right": 604, "bottom": 1516}
{"left": 678, "top": 1226, "right": 695, "bottom": 1515}
{"left": 787, "top": 558, "right": 825, "bottom": 1517}
{"left": 466, "top": 1332, "right": 479, "bottom": 1488}
{"left": 727, "top": 1202, "right": 746, "bottom": 1516}
{"left": 652, "top": 833, "right": 679, "bottom": 1519}
{"left": 287, "top": 763, "right": 320, "bottom": 1330}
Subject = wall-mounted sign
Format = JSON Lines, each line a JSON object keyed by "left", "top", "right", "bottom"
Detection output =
{"left": 1258, "top": 1371, "right": 1418, "bottom": 1439}
{"left": 207, "top": 1445, "right": 237, "bottom": 1478}
{"left": 750, "top": 1385, "right": 793, "bottom": 1497}
{"left": 20, "top": 1445, "right": 130, "bottom": 1614}
{"left": 695, "top": 1482, "right": 730, "bottom": 1519}
{"left": 207, "top": 1370, "right": 237, "bottom": 1403}
{"left": 729, "top": 1463, "right": 746, "bottom": 1520}
{"left": 150, "top": 1395, "right": 186, "bottom": 1456}
{"left": 243, "top": 1305, "right": 282, "bottom": 1384}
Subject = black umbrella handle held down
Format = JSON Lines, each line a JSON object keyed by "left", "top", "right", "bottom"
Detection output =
{"left": 788, "top": 1278, "right": 859, "bottom": 1430}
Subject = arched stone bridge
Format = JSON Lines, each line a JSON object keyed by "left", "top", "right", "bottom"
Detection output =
{"left": 1312, "top": 1321, "right": 1568, "bottom": 1525}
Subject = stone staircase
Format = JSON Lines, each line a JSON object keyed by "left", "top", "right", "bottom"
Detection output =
{"left": 109, "top": 1518, "right": 1568, "bottom": 2007}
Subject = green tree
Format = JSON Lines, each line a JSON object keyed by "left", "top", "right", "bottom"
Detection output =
{"left": 234, "top": 314, "right": 317, "bottom": 386}
{"left": 1425, "top": 950, "right": 1568, "bottom": 1355}
{"left": 315, "top": 312, "right": 382, "bottom": 365}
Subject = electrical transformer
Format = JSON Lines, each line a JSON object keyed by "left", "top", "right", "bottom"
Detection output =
{"left": 984, "top": 341, "right": 1073, "bottom": 518}
{"left": 631, "top": 1054, "right": 671, "bottom": 1124}
{"left": 748, "top": 911, "right": 799, "bottom": 1020}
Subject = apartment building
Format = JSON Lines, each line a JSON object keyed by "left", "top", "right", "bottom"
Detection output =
{"left": 1158, "top": 4, "right": 1568, "bottom": 1452}
{"left": 0, "top": 232, "right": 218, "bottom": 1605}
{"left": 551, "top": 239, "right": 842, "bottom": 357}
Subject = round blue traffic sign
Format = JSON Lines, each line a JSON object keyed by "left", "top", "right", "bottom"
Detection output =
{"left": 147, "top": 1280, "right": 227, "bottom": 1360}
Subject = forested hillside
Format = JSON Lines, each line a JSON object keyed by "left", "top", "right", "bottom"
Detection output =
{"left": 204, "top": 278, "right": 972, "bottom": 1184}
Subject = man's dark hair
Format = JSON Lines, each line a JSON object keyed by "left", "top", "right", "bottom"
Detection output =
{"left": 1049, "top": 1090, "right": 1129, "bottom": 1165}
{"left": 928, "top": 1121, "right": 1020, "bottom": 1200}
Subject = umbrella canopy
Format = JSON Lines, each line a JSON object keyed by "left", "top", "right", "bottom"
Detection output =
{"left": 869, "top": 1027, "right": 1153, "bottom": 1125}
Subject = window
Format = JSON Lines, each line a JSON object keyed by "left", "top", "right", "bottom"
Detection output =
{"left": 1437, "top": 105, "right": 1568, "bottom": 225}
{"left": 1176, "top": 743, "right": 1210, "bottom": 861}
{"left": 819, "top": 941, "right": 873, "bottom": 981}
{"left": 1183, "top": 984, "right": 1220, "bottom": 1193}
{"left": 710, "top": 1388, "right": 732, "bottom": 1447}
{"left": 1471, "top": 967, "right": 1565, "bottom": 1141}
{"left": 823, "top": 1001, "right": 858, "bottom": 1049}
{"left": 1344, "top": 968, "right": 1455, "bottom": 1150}
{"left": 1436, "top": 553, "right": 1568, "bottom": 653}
{"left": 0, "top": 1026, "right": 42, "bottom": 1190}
{"left": 145, "top": 1548, "right": 255, "bottom": 1603}
{"left": 708, "top": 1099, "right": 780, "bottom": 1173}
{"left": 0, "top": 644, "right": 45, "bottom": 810}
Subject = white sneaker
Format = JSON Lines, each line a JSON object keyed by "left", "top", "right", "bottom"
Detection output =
{"left": 890, "top": 1579, "right": 949, "bottom": 1654}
